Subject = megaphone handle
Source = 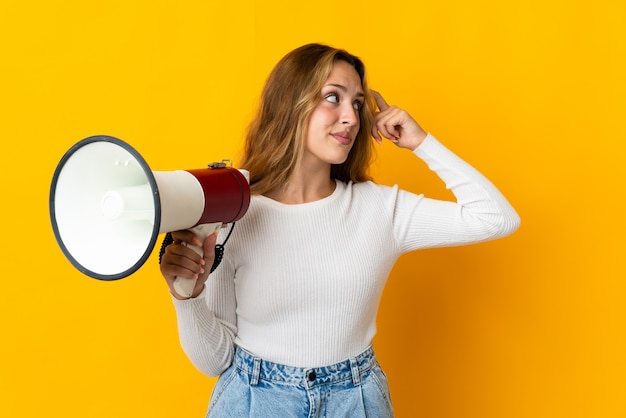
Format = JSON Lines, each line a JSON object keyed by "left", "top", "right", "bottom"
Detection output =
{"left": 172, "top": 222, "right": 222, "bottom": 298}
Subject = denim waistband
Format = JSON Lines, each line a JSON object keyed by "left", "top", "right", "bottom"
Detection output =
{"left": 233, "top": 346, "right": 377, "bottom": 388}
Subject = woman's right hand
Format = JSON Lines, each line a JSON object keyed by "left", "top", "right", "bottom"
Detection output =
{"left": 159, "top": 230, "right": 218, "bottom": 300}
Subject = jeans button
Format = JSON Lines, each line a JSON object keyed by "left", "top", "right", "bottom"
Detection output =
{"left": 308, "top": 371, "right": 316, "bottom": 381}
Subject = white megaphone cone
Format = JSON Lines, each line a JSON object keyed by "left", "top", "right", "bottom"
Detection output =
{"left": 50, "top": 135, "right": 250, "bottom": 297}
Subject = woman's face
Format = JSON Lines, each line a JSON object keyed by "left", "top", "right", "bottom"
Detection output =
{"left": 303, "top": 60, "right": 364, "bottom": 169}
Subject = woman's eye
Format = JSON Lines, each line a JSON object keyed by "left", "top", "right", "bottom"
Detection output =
{"left": 324, "top": 93, "right": 362, "bottom": 112}
{"left": 325, "top": 93, "right": 339, "bottom": 103}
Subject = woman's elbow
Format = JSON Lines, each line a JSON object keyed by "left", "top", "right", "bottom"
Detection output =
{"left": 490, "top": 208, "right": 521, "bottom": 238}
{"left": 185, "top": 348, "right": 234, "bottom": 378}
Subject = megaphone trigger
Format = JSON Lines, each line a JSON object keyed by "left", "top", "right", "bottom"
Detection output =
{"left": 172, "top": 222, "right": 222, "bottom": 298}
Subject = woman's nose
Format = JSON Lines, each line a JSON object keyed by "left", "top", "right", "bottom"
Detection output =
{"left": 340, "top": 103, "right": 358, "bottom": 126}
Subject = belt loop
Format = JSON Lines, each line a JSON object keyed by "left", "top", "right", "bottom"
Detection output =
{"left": 250, "top": 357, "right": 261, "bottom": 386}
{"left": 349, "top": 357, "right": 361, "bottom": 386}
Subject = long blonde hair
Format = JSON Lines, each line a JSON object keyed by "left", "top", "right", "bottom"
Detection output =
{"left": 239, "top": 43, "right": 376, "bottom": 195}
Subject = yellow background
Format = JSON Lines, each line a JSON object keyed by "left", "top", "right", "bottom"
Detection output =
{"left": 1, "top": 0, "right": 624, "bottom": 417}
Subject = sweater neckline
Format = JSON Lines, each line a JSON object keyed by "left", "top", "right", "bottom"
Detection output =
{"left": 255, "top": 179, "right": 344, "bottom": 210}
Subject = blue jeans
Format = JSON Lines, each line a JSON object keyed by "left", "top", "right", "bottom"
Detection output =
{"left": 206, "top": 345, "right": 394, "bottom": 417}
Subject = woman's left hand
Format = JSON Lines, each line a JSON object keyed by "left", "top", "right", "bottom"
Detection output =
{"left": 371, "top": 91, "right": 428, "bottom": 151}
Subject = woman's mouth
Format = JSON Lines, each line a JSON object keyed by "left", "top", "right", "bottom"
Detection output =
{"left": 331, "top": 132, "right": 352, "bottom": 145}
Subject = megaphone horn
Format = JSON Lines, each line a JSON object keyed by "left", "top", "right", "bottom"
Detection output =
{"left": 50, "top": 135, "right": 250, "bottom": 296}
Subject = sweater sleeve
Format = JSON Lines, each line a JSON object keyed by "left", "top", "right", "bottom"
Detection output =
{"left": 391, "top": 133, "right": 520, "bottom": 252}
{"left": 170, "top": 255, "right": 237, "bottom": 377}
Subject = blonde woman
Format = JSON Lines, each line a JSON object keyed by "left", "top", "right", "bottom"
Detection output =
{"left": 160, "top": 43, "right": 520, "bottom": 417}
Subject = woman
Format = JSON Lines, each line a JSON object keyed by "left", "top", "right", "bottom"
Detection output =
{"left": 159, "top": 43, "right": 520, "bottom": 417}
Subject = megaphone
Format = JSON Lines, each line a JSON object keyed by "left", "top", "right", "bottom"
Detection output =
{"left": 49, "top": 135, "right": 250, "bottom": 297}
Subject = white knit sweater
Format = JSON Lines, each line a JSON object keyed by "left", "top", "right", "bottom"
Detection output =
{"left": 171, "top": 134, "right": 520, "bottom": 376}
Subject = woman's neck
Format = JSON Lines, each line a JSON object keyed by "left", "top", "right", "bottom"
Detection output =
{"left": 265, "top": 170, "right": 336, "bottom": 204}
